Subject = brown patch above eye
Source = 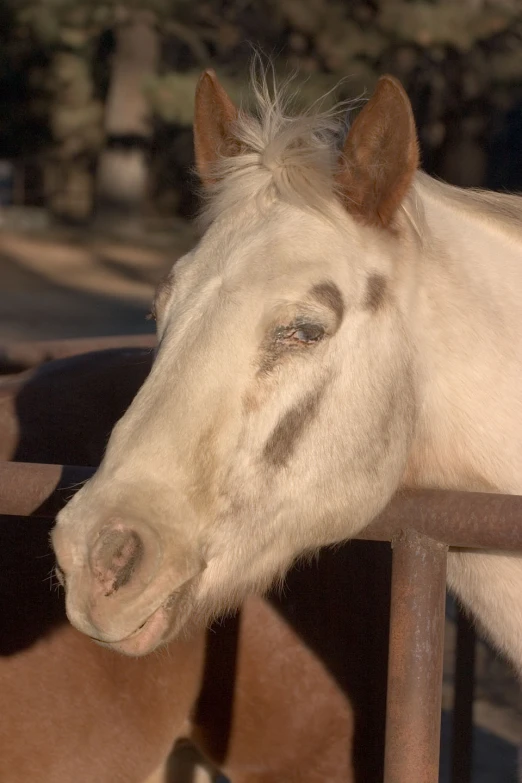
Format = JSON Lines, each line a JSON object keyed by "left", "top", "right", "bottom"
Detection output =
{"left": 364, "top": 274, "right": 387, "bottom": 311}
{"left": 309, "top": 281, "right": 345, "bottom": 326}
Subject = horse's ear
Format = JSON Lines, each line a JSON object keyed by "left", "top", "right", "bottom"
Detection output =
{"left": 194, "top": 69, "right": 239, "bottom": 187}
{"left": 337, "top": 75, "right": 419, "bottom": 228}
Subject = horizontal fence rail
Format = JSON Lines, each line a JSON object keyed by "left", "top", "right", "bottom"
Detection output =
{"left": 0, "top": 334, "right": 156, "bottom": 370}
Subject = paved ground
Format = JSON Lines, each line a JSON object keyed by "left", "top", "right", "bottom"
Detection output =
{"left": 1, "top": 208, "right": 520, "bottom": 782}
{"left": 0, "top": 209, "right": 199, "bottom": 341}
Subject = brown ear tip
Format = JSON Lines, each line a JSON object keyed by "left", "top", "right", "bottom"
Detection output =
{"left": 376, "top": 75, "right": 414, "bottom": 120}
{"left": 197, "top": 69, "right": 217, "bottom": 88}
{"left": 379, "top": 74, "right": 402, "bottom": 86}
{"left": 377, "top": 74, "right": 406, "bottom": 95}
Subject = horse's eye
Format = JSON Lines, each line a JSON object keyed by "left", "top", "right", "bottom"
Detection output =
{"left": 292, "top": 326, "right": 324, "bottom": 343}
{"left": 276, "top": 322, "right": 325, "bottom": 344}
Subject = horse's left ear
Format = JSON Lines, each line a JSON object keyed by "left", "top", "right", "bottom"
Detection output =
{"left": 194, "top": 69, "right": 239, "bottom": 187}
{"left": 337, "top": 75, "right": 419, "bottom": 228}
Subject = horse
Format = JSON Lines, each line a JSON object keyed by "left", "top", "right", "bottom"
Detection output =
{"left": 52, "top": 64, "right": 522, "bottom": 686}
{"left": 0, "top": 347, "right": 390, "bottom": 782}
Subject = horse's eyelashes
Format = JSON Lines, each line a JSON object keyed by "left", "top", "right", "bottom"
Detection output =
{"left": 275, "top": 322, "right": 325, "bottom": 345}
{"left": 257, "top": 321, "right": 325, "bottom": 375}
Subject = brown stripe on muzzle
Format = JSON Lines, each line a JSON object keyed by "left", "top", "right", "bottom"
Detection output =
{"left": 263, "top": 385, "right": 325, "bottom": 468}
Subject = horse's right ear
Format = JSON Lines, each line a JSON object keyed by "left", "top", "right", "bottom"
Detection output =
{"left": 194, "top": 70, "right": 239, "bottom": 187}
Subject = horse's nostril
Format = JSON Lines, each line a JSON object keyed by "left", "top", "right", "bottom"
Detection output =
{"left": 90, "top": 526, "right": 144, "bottom": 597}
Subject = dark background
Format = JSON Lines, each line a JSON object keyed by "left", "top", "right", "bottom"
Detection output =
{"left": 1, "top": 0, "right": 522, "bottom": 224}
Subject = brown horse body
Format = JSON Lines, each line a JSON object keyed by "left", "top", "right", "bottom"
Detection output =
{"left": 0, "top": 348, "right": 389, "bottom": 782}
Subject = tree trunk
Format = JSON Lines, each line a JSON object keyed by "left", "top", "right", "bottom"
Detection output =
{"left": 45, "top": 51, "right": 104, "bottom": 223}
{"left": 95, "top": 9, "right": 159, "bottom": 222}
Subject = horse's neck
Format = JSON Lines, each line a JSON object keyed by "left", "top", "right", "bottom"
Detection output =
{"left": 403, "top": 174, "right": 522, "bottom": 494}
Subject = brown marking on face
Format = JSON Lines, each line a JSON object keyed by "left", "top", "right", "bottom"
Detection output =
{"left": 188, "top": 425, "right": 219, "bottom": 514}
{"left": 257, "top": 341, "right": 285, "bottom": 376}
{"left": 309, "top": 281, "right": 345, "bottom": 327}
{"left": 243, "top": 377, "right": 276, "bottom": 417}
{"left": 377, "top": 385, "right": 399, "bottom": 455}
{"left": 263, "top": 386, "right": 325, "bottom": 468}
{"left": 377, "top": 369, "right": 415, "bottom": 458}
{"left": 364, "top": 274, "right": 388, "bottom": 312}
{"left": 243, "top": 389, "right": 261, "bottom": 414}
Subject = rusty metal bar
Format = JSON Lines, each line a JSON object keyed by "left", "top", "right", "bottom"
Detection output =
{"left": 1, "top": 461, "right": 521, "bottom": 551}
{"left": 450, "top": 606, "right": 476, "bottom": 783}
{"left": 362, "top": 489, "right": 522, "bottom": 550}
{"left": 0, "top": 334, "right": 155, "bottom": 369}
{"left": 384, "top": 530, "right": 448, "bottom": 783}
{"left": 0, "top": 462, "right": 94, "bottom": 518}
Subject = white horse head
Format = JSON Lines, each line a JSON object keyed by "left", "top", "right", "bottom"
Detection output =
{"left": 53, "top": 66, "right": 421, "bottom": 655}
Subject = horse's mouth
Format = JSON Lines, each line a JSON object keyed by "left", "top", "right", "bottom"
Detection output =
{"left": 90, "top": 579, "right": 199, "bottom": 656}
{"left": 93, "top": 600, "right": 172, "bottom": 656}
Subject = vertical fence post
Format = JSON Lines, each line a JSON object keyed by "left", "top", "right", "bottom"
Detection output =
{"left": 451, "top": 606, "right": 475, "bottom": 783}
{"left": 384, "top": 529, "right": 448, "bottom": 783}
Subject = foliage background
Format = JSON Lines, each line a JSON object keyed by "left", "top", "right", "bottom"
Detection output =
{"left": 1, "top": 0, "right": 522, "bottom": 222}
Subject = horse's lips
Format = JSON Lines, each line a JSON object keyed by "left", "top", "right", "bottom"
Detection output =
{"left": 96, "top": 601, "right": 171, "bottom": 656}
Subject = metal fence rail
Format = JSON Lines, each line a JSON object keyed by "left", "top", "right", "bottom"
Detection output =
{"left": 0, "top": 334, "right": 156, "bottom": 371}
{"left": 0, "top": 335, "right": 520, "bottom": 783}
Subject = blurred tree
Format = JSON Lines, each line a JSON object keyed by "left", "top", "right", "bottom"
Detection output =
{"left": 4, "top": 0, "right": 172, "bottom": 220}
{"left": 95, "top": 7, "right": 159, "bottom": 222}
{"left": 2, "top": 0, "right": 522, "bottom": 221}
{"left": 44, "top": 50, "right": 104, "bottom": 220}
